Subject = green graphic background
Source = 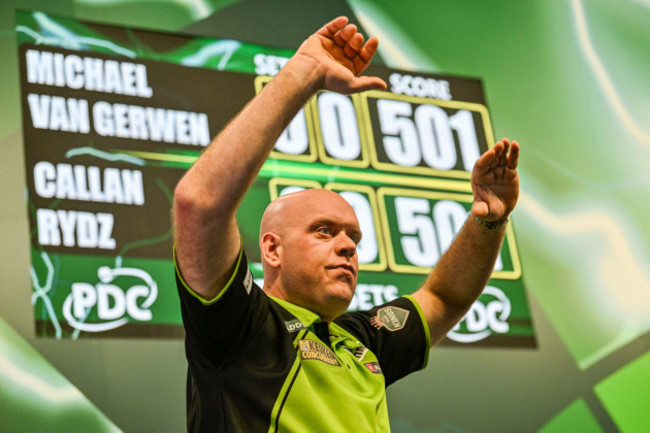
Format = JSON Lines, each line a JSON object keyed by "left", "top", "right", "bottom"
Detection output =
{"left": 17, "top": 12, "right": 533, "bottom": 345}
{"left": 0, "top": 0, "right": 648, "bottom": 432}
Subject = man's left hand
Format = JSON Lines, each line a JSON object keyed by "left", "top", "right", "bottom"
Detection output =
{"left": 470, "top": 138, "right": 520, "bottom": 222}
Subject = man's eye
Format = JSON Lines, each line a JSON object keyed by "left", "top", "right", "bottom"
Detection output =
{"left": 349, "top": 234, "right": 359, "bottom": 244}
{"left": 318, "top": 227, "right": 331, "bottom": 235}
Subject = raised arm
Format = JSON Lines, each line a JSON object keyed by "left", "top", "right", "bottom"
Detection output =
{"left": 173, "top": 17, "right": 386, "bottom": 300}
{"left": 412, "top": 138, "right": 520, "bottom": 345}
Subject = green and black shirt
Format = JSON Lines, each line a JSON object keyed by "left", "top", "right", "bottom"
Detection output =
{"left": 175, "top": 247, "right": 430, "bottom": 432}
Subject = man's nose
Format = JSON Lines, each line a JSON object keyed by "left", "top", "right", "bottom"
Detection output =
{"left": 335, "top": 233, "right": 357, "bottom": 258}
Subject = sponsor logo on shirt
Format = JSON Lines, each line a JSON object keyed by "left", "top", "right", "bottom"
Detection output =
{"left": 284, "top": 319, "right": 305, "bottom": 333}
{"left": 370, "top": 306, "right": 410, "bottom": 332}
{"left": 353, "top": 346, "right": 369, "bottom": 361}
{"left": 298, "top": 339, "right": 340, "bottom": 366}
{"left": 364, "top": 362, "right": 383, "bottom": 374}
{"left": 342, "top": 345, "right": 369, "bottom": 361}
{"left": 243, "top": 269, "right": 253, "bottom": 295}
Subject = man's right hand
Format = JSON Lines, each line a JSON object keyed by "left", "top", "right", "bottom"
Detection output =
{"left": 294, "top": 16, "right": 387, "bottom": 94}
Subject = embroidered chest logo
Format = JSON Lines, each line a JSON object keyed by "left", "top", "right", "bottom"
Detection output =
{"left": 284, "top": 319, "right": 305, "bottom": 333}
{"left": 370, "top": 306, "right": 410, "bottom": 332}
{"left": 298, "top": 339, "right": 340, "bottom": 366}
{"left": 353, "top": 346, "right": 368, "bottom": 361}
{"left": 364, "top": 362, "right": 383, "bottom": 374}
{"left": 342, "top": 345, "right": 368, "bottom": 361}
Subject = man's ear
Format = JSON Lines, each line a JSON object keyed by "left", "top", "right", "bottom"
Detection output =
{"left": 260, "top": 232, "right": 281, "bottom": 268}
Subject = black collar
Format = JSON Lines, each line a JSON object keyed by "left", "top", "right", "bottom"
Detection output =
{"left": 311, "top": 321, "right": 331, "bottom": 347}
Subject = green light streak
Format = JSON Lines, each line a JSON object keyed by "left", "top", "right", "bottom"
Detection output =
{"left": 65, "top": 147, "right": 145, "bottom": 166}
{"left": 16, "top": 12, "right": 136, "bottom": 57}
{"left": 115, "top": 178, "right": 173, "bottom": 267}
{"left": 30, "top": 251, "right": 62, "bottom": 339}
{"left": 119, "top": 150, "right": 473, "bottom": 192}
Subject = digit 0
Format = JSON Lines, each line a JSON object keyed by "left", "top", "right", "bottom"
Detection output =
{"left": 338, "top": 190, "right": 379, "bottom": 264}
{"left": 317, "top": 93, "right": 362, "bottom": 161}
{"left": 274, "top": 109, "right": 309, "bottom": 155}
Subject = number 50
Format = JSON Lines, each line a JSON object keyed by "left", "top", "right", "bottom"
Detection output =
{"left": 394, "top": 196, "right": 502, "bottom": 270}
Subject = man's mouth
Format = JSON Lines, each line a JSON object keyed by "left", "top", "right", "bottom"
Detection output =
{"left": 327, "top": 264, "right": 356, "bottom": 277}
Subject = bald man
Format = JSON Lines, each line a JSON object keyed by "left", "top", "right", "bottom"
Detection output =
{"left": 173, "top": 17, "right": 519, "bottom": 433}
{"left": 259, "top": 189, "right": 362, "bottom": 322}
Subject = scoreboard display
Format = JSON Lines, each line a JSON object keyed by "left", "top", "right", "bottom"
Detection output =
{"left": 18, "top": 10, "right": 534, "bottom": 346}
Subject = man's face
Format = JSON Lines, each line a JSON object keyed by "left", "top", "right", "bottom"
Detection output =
{"left": 262, "top": 190, "right": 361, "bottom": 320}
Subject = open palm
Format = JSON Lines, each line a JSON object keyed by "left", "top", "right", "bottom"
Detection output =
{"left": 471, "top": 138, "right": 520, "bottom": 222}
{"left": 295, "top": 16, "right": 386, "bottom": 94}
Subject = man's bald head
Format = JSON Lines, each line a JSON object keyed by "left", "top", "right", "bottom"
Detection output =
{"left": 260, "top": 189, "right": 356, "bottom": 239}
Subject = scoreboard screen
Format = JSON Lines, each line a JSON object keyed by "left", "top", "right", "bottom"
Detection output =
{"left": 18, "top": 10, "right": 534, "bottom": 346}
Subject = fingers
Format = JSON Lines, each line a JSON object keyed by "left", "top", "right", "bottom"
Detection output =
{"left": 344, "top": 32, "right": 364, "bottom": 58}
{"left": 497, "top": 145, "right": 508, "bottom": 168}
{"left": 333, "top": 23, "right": 358, "bottom": 48}
{"left": 317, "top": 16, "right": 349, "bottom": 38}
{"left": 354, "top": 36, "right": 379, "bottom": 75}
{"left": 320, "top": 17, "right": 379, "bottom": 73}
{"left": 507, "top": 140, "right": 520, "bottom": 169}
{"left": 359, "top": 36, "right": 379, "bottom": 62}
{"left": 496, "top": 138, "right": 519, "bottom": 170}
{"left": 473, "top": 146, "right": 494, "bottom": 170}
{"left": 335, "top": 24, "right": 370, "bottom": 70}
{"left": 349, "top": 75, "right": 387, "bottom": 92}
{"left": 477, "top": 139, "right": 518, "bottom": 167}
{"left": 471, "top": 138, "right": 520, "bottom": 185}
{"left": 471, "top": 137, "right": 519, "bottom": 221}
{"left": 312, "top": 17, "right": 385, "bottom": 93}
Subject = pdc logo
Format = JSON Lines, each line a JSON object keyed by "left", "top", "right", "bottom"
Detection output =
{"left": 62, "top": 266, "right": 157, "bottom": 332}
{"left": 447, "top": 286, "right": 511, "bottom": 343}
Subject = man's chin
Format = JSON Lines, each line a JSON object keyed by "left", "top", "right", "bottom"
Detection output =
{"left": 323, "top": 284, "right": 355, "bottom": 314}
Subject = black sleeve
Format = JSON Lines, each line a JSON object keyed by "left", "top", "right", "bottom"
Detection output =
{"left": 175, "top": 247, "right": 269, "bottom": 367}
{"left": 334, "top": 296, "right": 430, "bottom": 386}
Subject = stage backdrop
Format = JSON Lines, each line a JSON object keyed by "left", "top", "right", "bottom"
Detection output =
{"left": 17, "top": 10, "right": 533, "bottom": 348}
{"left": 0, "top": 1, "right": 648, "bottom": 432}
